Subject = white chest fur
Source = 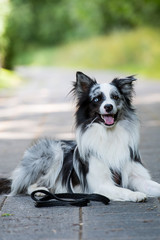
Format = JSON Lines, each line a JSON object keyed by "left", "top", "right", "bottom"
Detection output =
{"left": 76, "top": 122, "right": 139, "bottom": 171}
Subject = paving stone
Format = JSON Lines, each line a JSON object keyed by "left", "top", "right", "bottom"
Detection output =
{"left": 81, "top": 199, "right": 160, "bottom": 240}
{"left": 0, "top": 196, "right": 80, "bottom": 240}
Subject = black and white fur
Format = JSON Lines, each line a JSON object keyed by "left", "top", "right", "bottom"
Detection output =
{"left": 8, "top": 72, "right": 160, "bottom": 201}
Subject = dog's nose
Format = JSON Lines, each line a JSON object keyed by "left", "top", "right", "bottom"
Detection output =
{"left": 104, "top": 104, "right": 113, "bottom": 112}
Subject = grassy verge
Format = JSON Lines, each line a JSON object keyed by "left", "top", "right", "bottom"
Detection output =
{"left": 0, "top": 68, "right": 22, "bottom": 89}
{"left": 14, "top": 27, "right": 160, "bottom": 79}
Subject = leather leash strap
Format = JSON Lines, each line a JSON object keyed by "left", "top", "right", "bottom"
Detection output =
{"left": 31, "top": 190, "right": 110, "bottom": 207}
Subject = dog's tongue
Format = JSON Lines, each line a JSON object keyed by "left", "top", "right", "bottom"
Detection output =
{"left": 103, "top": 115, "right": 114, "bottom": 125}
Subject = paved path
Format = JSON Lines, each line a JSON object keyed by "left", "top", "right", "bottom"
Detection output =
{"left": 0, "top": 67, "right": 160, "bottom": 240}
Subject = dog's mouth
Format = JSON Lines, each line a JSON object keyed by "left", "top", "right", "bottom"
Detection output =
{"left": 100, "top": 113, "right": 118, "bottom": 126}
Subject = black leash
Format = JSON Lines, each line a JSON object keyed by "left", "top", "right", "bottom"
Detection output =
{"left": 31, "top": 190, "right": 110, "bottom": 207}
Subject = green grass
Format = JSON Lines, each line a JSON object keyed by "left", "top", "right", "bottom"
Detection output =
{"left": 14, "top": 27, "right": 160, "bottom": 79}
{"left": 0, "top": 68, "right": 22, "bottom": 89}
{"left": 1, "top": 213, "right": 13, "bottom": 217}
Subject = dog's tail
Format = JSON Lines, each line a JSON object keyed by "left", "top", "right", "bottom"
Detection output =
{"left": 0, "top": 178, "right": 11, "bottom": 194}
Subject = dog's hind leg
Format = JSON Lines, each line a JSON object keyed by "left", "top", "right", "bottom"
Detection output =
{"left": 27, "top": 183, "right": 49, "bottom": 196}
{"left": 10, "top": 139, "right": 64, "bottom": 196}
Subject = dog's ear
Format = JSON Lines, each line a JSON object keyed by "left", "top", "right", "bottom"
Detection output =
{"left": 73, "top": 72, "right": 96, "bottom": 98}
{"left": 111, "top": 75, "right": 136, "bottom": 103}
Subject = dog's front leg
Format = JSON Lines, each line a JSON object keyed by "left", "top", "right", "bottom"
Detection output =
{"left": 130, "top": 178, "right": 160, "bottom": 197}
{"left": 87, "top": 163, "right": 146, "bottom": 202}
{"left": 89, "top": 182, "right": 147, "bottom": 202}
{"left": 127, "top": 162, "right": 160, "bottom": 197}
{"left": 86, "top": 156, "right": 147, "bottom": 202}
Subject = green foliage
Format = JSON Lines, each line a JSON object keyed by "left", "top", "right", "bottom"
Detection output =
{"left": 0, "top": 68, "right": 22, "bottom": 88}
{"left": 1, "top": 0, "right": 160, "bottom": 69}
{"left": 14, "top": 27, "right": 160, "bottom": 79}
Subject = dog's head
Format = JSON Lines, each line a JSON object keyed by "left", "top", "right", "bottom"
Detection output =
{"left": 73, "top": 72, "right": 136, "bottom": 128}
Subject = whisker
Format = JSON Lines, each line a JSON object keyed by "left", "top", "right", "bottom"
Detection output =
{"left": 87, "top": 116, "right": 98, "bottom": 128}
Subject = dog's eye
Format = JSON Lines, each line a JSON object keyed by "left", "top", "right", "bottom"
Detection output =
{"left": 112, "top": 95, "right": 119, "bottom": 100}
{"left": 93, "top": 97, "right": 99, "bottom": 103}
{"left": 93, "top": 96, "right": 101, "bottom": 103}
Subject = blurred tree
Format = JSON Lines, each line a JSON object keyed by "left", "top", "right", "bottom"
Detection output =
{"left": 0, "top": 0, "right": 10, "bottom": 67}
{"left": 1, "top": 0, "right": 160, "bottom": 69}
{"left": 2, "top": 1, "right": 34, "bottom": 68}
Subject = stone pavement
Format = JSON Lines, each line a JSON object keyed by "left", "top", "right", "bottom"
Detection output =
{"left": 0, "top": 67, "right": 160, "bottom": 240}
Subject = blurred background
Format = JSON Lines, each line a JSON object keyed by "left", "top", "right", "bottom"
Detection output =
{"left": 0, "top": 0, "right": 160, "bottom": 88}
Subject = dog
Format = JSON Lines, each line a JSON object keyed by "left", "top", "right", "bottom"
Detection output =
{"left": 1, "top": 72, "right": 160, "bottom": 202}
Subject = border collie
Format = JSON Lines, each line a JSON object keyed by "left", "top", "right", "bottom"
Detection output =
{"left": 1, "top": 72, "right": 160, "bottom": 202}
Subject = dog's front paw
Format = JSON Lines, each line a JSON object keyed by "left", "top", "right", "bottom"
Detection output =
{"left": 130, "top": 192, "right": 147, "bottom": 202}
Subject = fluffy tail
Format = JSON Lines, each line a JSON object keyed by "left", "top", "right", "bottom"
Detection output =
{"left": 0, "top": 178, "right": 11, "bottom": 194}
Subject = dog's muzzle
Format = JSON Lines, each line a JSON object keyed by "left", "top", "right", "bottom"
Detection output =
{"left": 100, "top": 112, "right": 118, "bottom": 126}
